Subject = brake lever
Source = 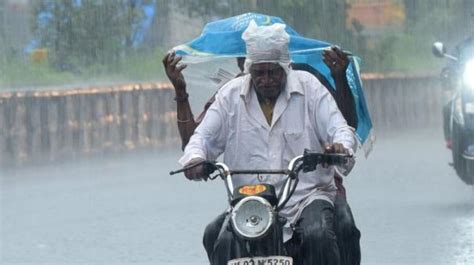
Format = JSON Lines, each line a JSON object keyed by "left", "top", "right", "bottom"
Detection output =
{"left": 204, "top": 162, "right": 219, "bottom": 176}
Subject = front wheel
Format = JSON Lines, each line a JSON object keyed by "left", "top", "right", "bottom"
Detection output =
{"left": 452, "top": 123, "right": 474, "bottom": 185}
{"left": 456, "top": 156, "right": 474, "bottom": 185}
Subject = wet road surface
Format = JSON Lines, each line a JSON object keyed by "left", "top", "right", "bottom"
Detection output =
{"left": 1, "top": 128, "right": 473, "bottom": 265}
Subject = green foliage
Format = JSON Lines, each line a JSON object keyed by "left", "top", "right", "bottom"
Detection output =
{"left": 0, "top": 48, "right": 167, "bottom": 90}
{"left": 32, "top": 0, "right": 141, "bottom": 72}
{"left": 1, "top": 0, "right": 168, "bottom": 90}
{"left": 382, "top": 2, "right": 472, "bottom": 73}
{"left": 10, "top": 0, "right": 472, "bottom": 91}
{"left": 0, "top": 60, "right": 76, "bottom": 89}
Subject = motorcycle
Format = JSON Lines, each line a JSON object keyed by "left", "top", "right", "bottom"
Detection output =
{"left": 433, "top": 41, "right": 474, "bottom": 184}
{"left": 170, "top": 150, "right": 350, "bottom": 265}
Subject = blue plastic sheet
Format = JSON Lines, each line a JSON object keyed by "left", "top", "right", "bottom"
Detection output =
{"left": 174, "top": 13, "right": 374, "bottom": 155}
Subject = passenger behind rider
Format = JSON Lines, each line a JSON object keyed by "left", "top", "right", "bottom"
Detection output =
{"left": 164, "top": 21, "right": 360, "bottom": 265}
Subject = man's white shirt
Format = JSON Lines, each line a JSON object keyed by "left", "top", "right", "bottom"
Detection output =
{"left": 179, "top": 69, "right": 356, "bottom": 241}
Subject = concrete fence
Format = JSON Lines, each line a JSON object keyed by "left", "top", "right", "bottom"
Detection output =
{"left": 0, "top": 75, "right": 443, "bottom": 168}
{"left": 0, "top": 83, "right": 178, "bottom": 168}
{"left": 362, "top": 74, "right": 443, "bottom": 133}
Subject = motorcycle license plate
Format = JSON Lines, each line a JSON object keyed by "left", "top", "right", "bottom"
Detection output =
{"left": 466, "top": 103, "right": 474, "bottom": 114}
{"left": 228, "top": 256, "right": 293, "bottom": 265}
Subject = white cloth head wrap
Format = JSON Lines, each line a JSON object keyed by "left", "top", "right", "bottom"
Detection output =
{"left": 242, "top": 20, "right": 290, "bottom": 73}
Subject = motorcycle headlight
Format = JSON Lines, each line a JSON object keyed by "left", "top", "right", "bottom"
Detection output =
{"left": 231, "top": 196, "right": 274, "bottom": 240}
{"left": 462, "top": 59, "right": 474, "bottom": 90}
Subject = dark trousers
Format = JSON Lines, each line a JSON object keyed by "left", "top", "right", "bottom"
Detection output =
{"left": 334, "top": 194, "right": 361, "bottom": 265}
{"left": 288, "top": 199, "right": 340, "bottom": 265}
{"left": 204, "top": 199, "right": 349, "bottom": 265}
{"left": 203, "top": 212, "right": 227, "bottom": 263}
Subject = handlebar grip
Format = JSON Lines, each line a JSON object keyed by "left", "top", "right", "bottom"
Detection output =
{"left": 302, "top": 150, "right": 351, "bottom": 172}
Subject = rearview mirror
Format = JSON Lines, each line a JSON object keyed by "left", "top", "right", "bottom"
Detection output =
{"left": 432, "top": 42, "right": 446, "bottom": 58}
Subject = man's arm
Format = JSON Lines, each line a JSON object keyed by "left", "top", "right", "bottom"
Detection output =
{"left": 314, "top": 90, "right": 355, "bottom": 150}
{"left": 292, "top": 47, "right": 358, "bottom": 129}
{"left": 310, "top": 77, "right": 356, "bottom": 174}
{"left": 322, "top": 46, "right": 358, "bottom": 129}
{"left": 178, "top": 90, "right": 229, "bottom": 180}
{"left": 163, "top": 51, "right": 199, "bottom": 150}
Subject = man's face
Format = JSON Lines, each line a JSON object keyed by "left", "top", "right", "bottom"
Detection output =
{"left": 249, "top": 63, "right": 286, "bottom": 100}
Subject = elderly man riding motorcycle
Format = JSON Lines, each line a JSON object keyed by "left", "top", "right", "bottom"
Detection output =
{"left": 167, "top": 21, "right": 358, "bottom": 265}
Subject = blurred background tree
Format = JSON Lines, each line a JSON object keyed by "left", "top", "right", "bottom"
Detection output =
{"left": 32, "top": 0, "right": 141, "bottom": 73}
{"left": 0, "top": 1, "right": 6, "bottom": 67}
{"left": 2, "top": 0, "right": 474, "bottom": 88}
{"left": 26, "top": 0, "right": 474, "bottom": 75}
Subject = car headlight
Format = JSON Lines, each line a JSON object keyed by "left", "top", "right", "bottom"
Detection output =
{"left": 463, "top": 59, "right": 474, "bottom": 90}
{"left": 231, "top": 196, "right": 274, "bottom": 239}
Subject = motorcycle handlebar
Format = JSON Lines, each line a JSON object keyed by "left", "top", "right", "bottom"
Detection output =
{"left": 169, "top": 151, "right": 352, "bottom": 179}
{"left": 169, "top": 151, "right": 352, "bottom": 209}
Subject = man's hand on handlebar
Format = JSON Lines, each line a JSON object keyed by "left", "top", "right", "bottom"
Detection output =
{"left": 184, "top": 158, "right": 209, "bottom": 181}
{"left": 322, "top": 143, "right": 350, "bottom": 168}
{"left": 324, "top": 143, "right": 350, "bottom": 155}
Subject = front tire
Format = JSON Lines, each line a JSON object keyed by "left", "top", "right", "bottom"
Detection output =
{"left": 452, "top": 123, "right": 474, "bottom": 185}
{"left": 463, "top": 159, "right": 474, "bottom": 185}
{"left": 456, "top": 156, "right": 474, "bottom": 185}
